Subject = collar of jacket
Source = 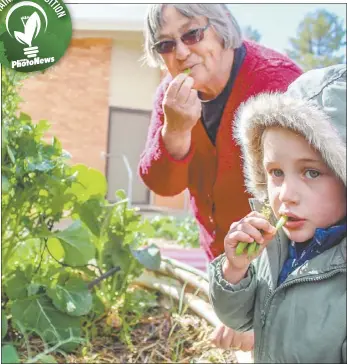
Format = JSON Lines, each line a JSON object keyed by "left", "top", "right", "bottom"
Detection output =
{"left": 248, "top": 198, "right": 346, "bottom": 290}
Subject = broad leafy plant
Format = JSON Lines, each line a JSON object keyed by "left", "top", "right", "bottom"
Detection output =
{"left": 1, "top": 68, "right": 160, "bottom": 362}
{"left": 150, "top": 215, "right": 200, "bottom": 248}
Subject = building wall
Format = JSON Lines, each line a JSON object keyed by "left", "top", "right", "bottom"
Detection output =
{"left": 20, "top": 38, "right": 112, "bottom": 173}
{"left": 109, "top": 35, "right": 160, "bottom": 110}
{"left": 153, "top": 192, "right": 188, "bottom": 210}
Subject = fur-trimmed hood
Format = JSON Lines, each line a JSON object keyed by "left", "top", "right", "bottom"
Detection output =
{"left": 234, "top": 64, "right": 346, "bottom": 201}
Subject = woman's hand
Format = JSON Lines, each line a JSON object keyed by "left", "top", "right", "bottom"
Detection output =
{"left": 162, "top": 72, "right": 201, "bottom": 134}
{"left": 224, "top": 211, "right": 277, "bottom": 271}
{"left": 211, "top": 324, "right": 254, "bottom": 352}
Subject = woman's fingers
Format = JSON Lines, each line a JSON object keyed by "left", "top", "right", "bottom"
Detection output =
{"left": 175, "top": 76, "right": 195, "bottom": 104}
{"left": 185, "top": 88, "right": 201, "bottom": 115}
{"left": 239, "top": 331, "right": 254, "bottom": 352}
{"left": 210, "top": 325, "right": 236, "bottom": 350}
{"left": 215, "top": 327, "right": 253, "bottom": 351}
{"left": 166, "top": 73, "right": 194, "bottom": 103}
{"left": 221, "top": 326, "right": 238, "bottom": 350}
{"left": 165, "top": 73, "right": 188, "bottom": 99}
{"left": 211, "top": 325, "right": 254, "bottom": 352}
{"left": 227, "top": 329, "right": 241, "bottom": 350}
{"left": 185, "top": 88, "right": 198, "bottom": 106}
{"left": 210, "top": 324, "right": 225, "bottom": 347}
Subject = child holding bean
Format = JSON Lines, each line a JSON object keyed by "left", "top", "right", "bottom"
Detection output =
{"left": 209, "top": 64, "right": 346, "bottom": 363}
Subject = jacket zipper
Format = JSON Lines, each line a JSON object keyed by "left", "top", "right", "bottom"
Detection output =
{"left": 257, "top": 267, "right": 346, "bottom": 361}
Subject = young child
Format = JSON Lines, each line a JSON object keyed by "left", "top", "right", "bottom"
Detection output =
{"left": 209, "top": 64, "right": 346, "bottom": 363}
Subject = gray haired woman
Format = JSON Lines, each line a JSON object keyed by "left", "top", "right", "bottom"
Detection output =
{"left": 138, "top": 4, "right": 302, "bottom": 352}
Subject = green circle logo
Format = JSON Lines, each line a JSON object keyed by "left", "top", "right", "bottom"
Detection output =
{"left": 0, "top": 0, "right": 72, "bottom": 72}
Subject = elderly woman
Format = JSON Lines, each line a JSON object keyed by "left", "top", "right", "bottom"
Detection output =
{"left": 138, "top": 4, "right": 302, "bottom": 351}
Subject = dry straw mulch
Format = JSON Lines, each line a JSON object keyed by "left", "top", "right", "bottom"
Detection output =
{"left": 16, "top": 294, "right": 237, "bottom": 363}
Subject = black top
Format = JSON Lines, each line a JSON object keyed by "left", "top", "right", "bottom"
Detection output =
{"left": 200, "top": 43, "right": 246, "bottom": 145}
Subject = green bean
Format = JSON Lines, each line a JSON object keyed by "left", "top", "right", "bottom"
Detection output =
{"left": 254, "top": 244, "right": 261, "bottom": 254}
{"left": 235, "top": 242, "right": 248, "bottom": 255}
{"left": 235, "top": 215, "right": 288, "bottom": 256}
{"left": 247, "top": 241, "right": 258, "bottom": 256}
{"left": 275, "top": 215, "right": 288, "bottom": 230}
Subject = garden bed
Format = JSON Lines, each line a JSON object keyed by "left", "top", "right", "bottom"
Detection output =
{"left": 13, "top": 296, "right": 237, "bottom": 363}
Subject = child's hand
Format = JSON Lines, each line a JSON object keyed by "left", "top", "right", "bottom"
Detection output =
{"left": 224, "top": 211, "right": 277, "bottom": 270}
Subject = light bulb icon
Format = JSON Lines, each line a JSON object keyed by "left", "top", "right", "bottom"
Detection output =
{"left": 14, "top": 12, "right": 41, "bottom": 58}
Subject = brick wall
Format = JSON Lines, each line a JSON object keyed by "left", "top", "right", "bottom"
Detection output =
{"left": 20, "top": 38, "right": 112, "bottom": 173}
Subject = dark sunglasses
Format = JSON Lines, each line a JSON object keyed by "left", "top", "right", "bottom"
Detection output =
{"left": 152, "top": 22, "right": 211, "bottom": 54}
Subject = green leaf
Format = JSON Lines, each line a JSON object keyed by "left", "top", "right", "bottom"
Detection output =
{"left": 131, "top": 243, "right": 161, "bottom": 271}
{"left": 111, "top": 238, "right": 132, "bottom": 271}
{"left": 7, "top": 240, "right": 41, "bottom": 267}
{"left": 115, "top": 189, "right": 127, "bottom": 201}
{"left": 37, "top": 354, "right": 57, "bottom": 363}
{"left": 19, "top": 112, "right": 32, "bottom": 122}
{"left": 6, "top": 145, "right": 15, "bottom": 164}
{"left": 47, "top": 277, "right": 92, "bottom": 317}
{"left": 2, "top": 175, "right": 10, "bottom": 193}
{"left": 2, "top": 310, "right": 8, "bottom": 339}
{"left": 5, "top": 269, "right": 29, "bottom": 300}
{"left": 27, "top": 159, "right": 55, "bottom": 172}
{"left": 27, "top": 283, "right": 41, "bottom": 296}
{"left": 136, "top": 219, "right": 156, "bottom": 237}
{"left": 47, "top": 238, "right": 65, "bottom": 261}
{"left": 91, "top": 293, "right": 106, "bottom": 319}
{"left": 53, "top": 220, "right": 95, "bottom": 267}
{"left": 74, "top": 198, "right": 103, "bottom": 237}
{"left": 65, "top": 165, "right": 107, "bottom": 203}
{"left": 0, "top": 40, "right": 11, "bottom": 68}
{"left": 57, "top": 271, "right": 71, "bottom": 286}
{"left": 11, "top": 296, "right": 81, "bottom": 352}
{"left": 50, "top": 193, "right": 71, "bottom": 215}
{"left": 35, "top": 119, "right": 51, "bottom": 136}
{"left": 1, "top": 344, "right": 20, "bottom": 363}
{"left": 52, "top": 136, "right": 62, "bottom": 152}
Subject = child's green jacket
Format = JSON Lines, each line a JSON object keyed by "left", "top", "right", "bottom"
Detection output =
{"left": 209, "top": 199, "right": 346, "bottom": 363}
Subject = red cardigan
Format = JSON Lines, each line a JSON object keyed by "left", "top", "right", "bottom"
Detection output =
{"left": 139, "top": 41, "right": 302, "bottom": 260}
